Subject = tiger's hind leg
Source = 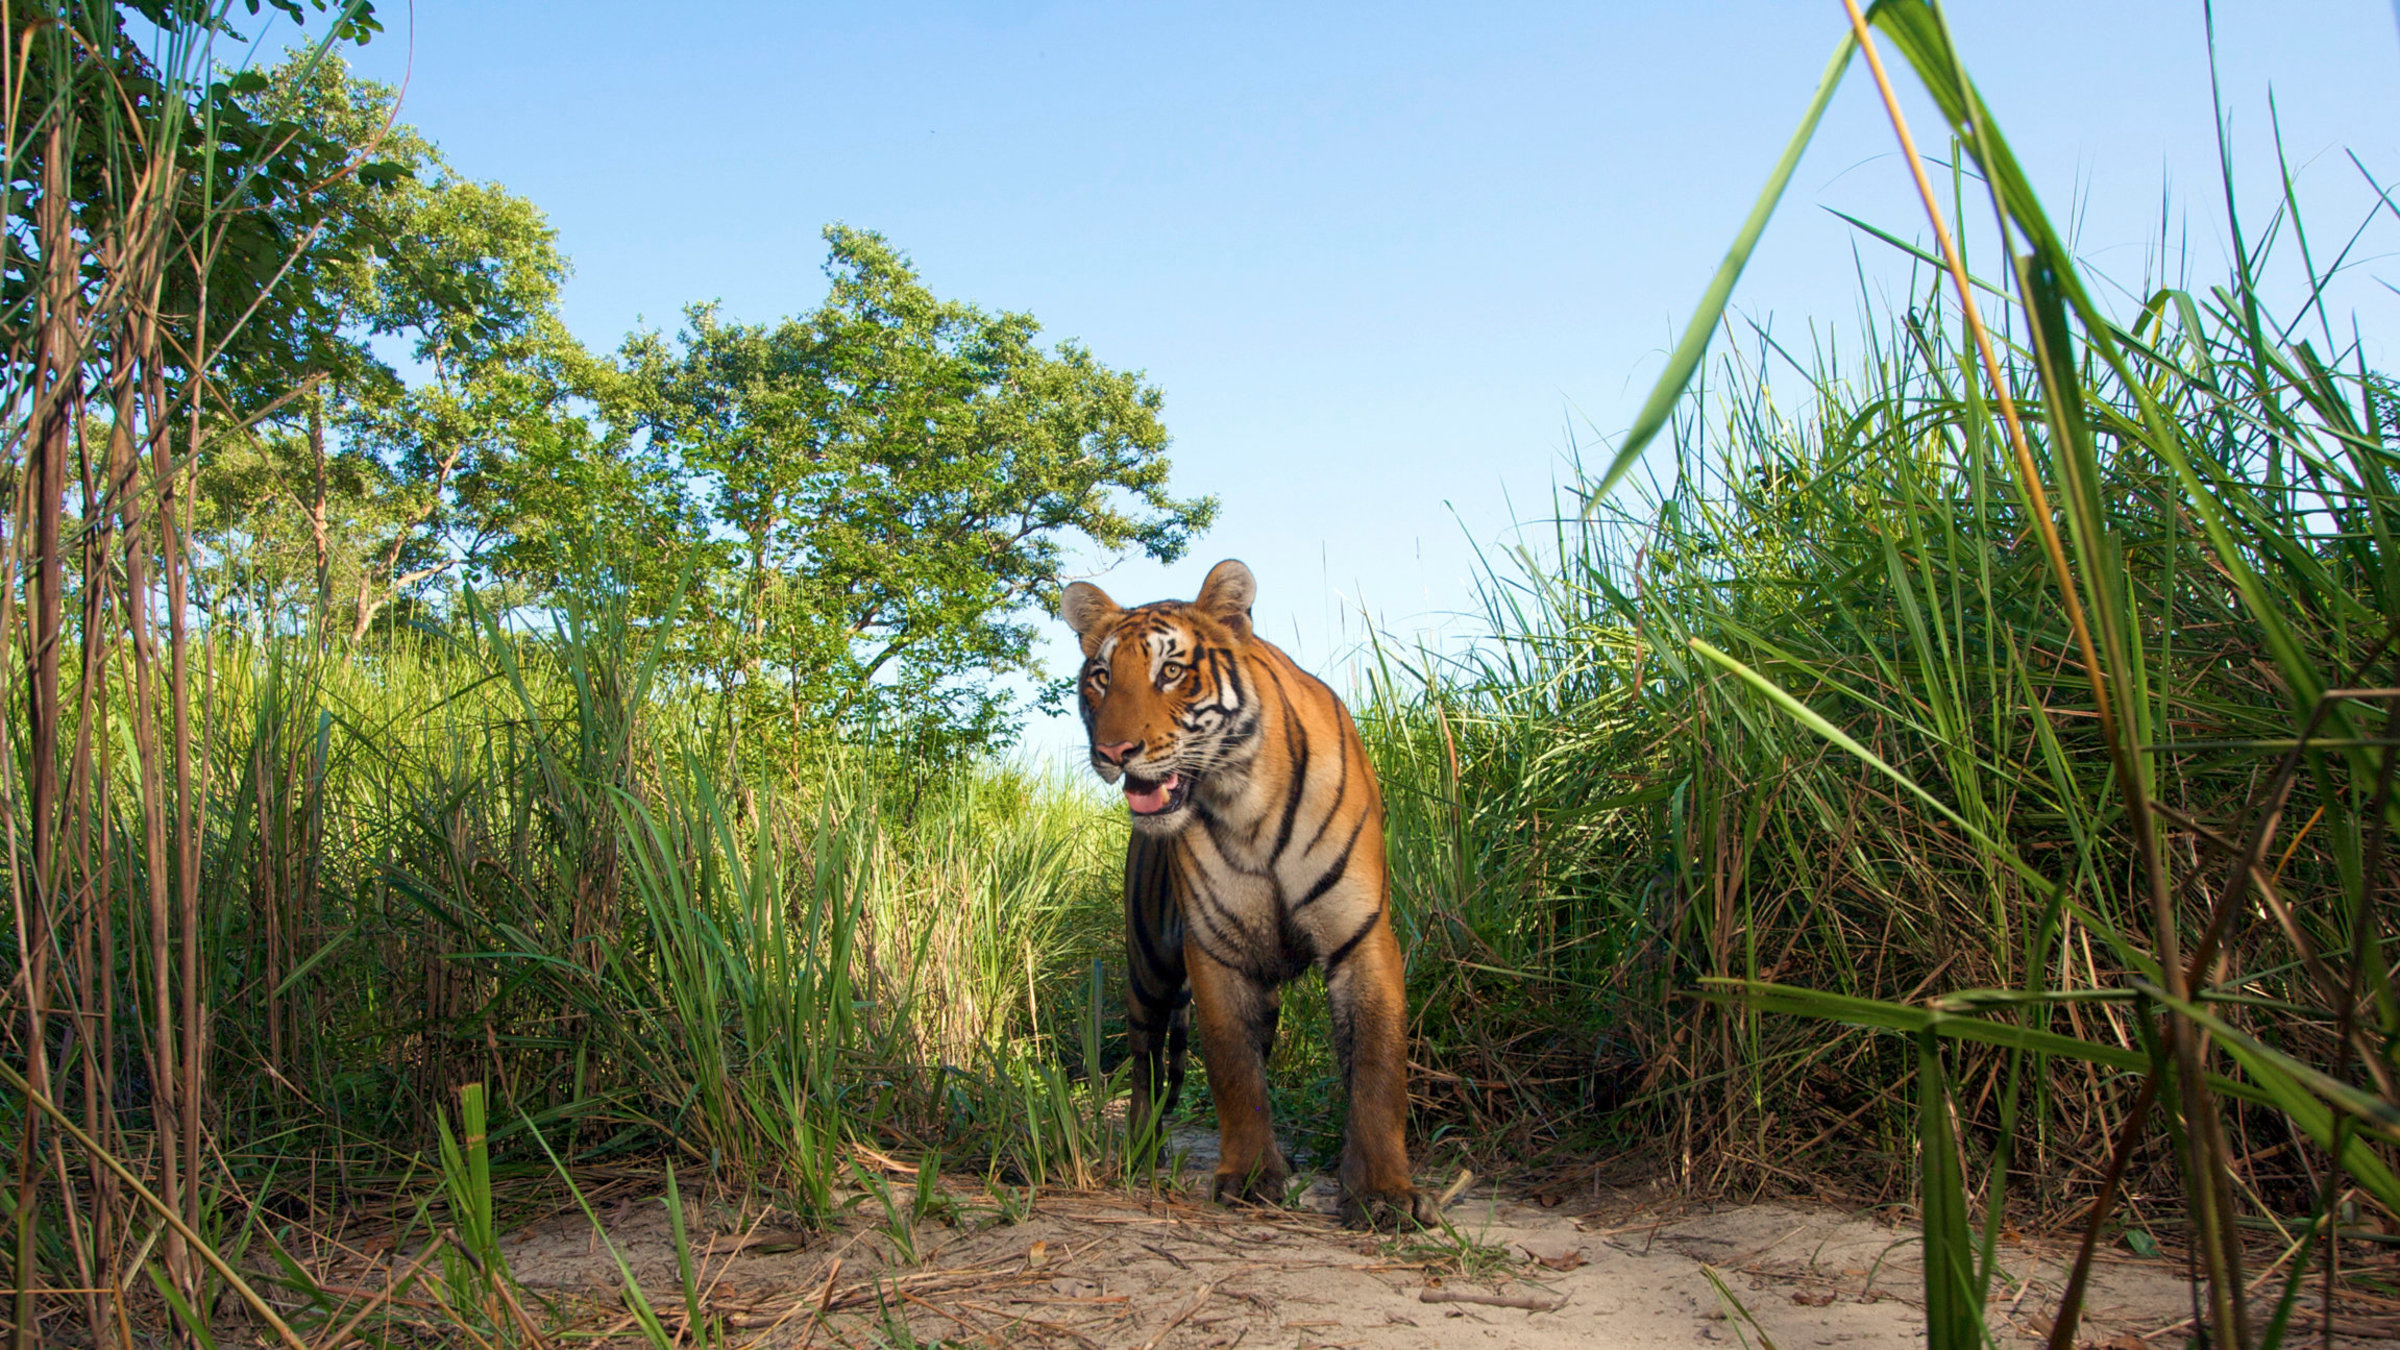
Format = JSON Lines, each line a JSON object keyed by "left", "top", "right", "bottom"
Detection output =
{"left": 1326, "top": 914, "right": 1438, "bottom": 1230}
{"left": 1186, "top": 942, "right": 1290, "bottom": 1205}
{"left": 1125, "top": 833, "right": 1189, "bottom": 1152}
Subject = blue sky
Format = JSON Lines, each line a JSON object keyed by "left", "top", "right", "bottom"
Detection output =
{"left": 277, "top": 2, "right": 2400, "bottom": 761}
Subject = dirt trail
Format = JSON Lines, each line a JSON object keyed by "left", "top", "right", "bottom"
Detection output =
{"left": 500, "top": 1167, "right": 2218, "bottom": 1348}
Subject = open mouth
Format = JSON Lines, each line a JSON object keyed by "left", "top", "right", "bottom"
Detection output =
{"left": 1121, "top": 772, "right": 1191, "bottom": 817}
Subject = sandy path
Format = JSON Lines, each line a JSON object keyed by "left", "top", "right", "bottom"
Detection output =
{"left": 499, "top": 1170, "right": 2215, "bottom": 1348}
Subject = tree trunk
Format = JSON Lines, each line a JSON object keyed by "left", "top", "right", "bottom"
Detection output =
{"left": 352, "top": 574, "right": 383, "bottom": 641}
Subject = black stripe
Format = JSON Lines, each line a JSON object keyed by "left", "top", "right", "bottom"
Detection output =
{"left": 1174, "top": 850, "right": 1248, "bottom": 951}
{"left": 1178, "top": 857, "right": 1284, "bottom": 982}
{"left": 1267, "top": 720, "right": 1305, "bottom": 864}
{"left": 1207, "top": 647, "right": 1238, "bottom": 721}
{"left": 1196, "top": 913, "right": 1277, "bottom": 981}
{"left": 1219, "top": 658, "right": 1296, "bottom": 855}
{"left": 1321, "top": 910, "right": 1382, "bottom": 973}
{"left": 1124, "top": 835, "right": 1187, "bottom": 1036}
{"left": 1190, "top": 928, "right": 1264, "bottom": 980}
{"left": 1290, "top": 815, "right": 1365, "bottom": 911}
{"left": 1211, "top": 649, "right": 1264, "bottom": 756}
{"left": 1128, "top": 971, "right": 1190, "bottom": 1028}
{"left": 1129, "top": 880, "right": 1175, "bottom": 966}
{"left": 1195, "top": 795, "right": 1271, "bottom": 878}
{"left": 1137, "top": 922, "right": 1185, "bottom": 989}
{"left": 1125, "top": 839, "right": 1178, "bottom": 972}
{"left": 1192, "top": 795, "right": 1233, "bottom": 856}
{"left": 1241, "top": 660, "right": 1300, "bottom": 857}
{"left": 1304, "top": 733, "right": 1352, "bottom": 853}
{"left": 1129, "top": 986, "right": 1186, "bottom": 1023}
{"left": 1267, "top": 698, "right": 1309, "bottom": 866}
{"left": 1128, "top": 891, "right": 1171, "bottom": 969}
{"left": 1182, "top": 645, "right": 1237, "bottom": 730}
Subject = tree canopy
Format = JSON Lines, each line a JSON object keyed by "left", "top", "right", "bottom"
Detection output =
{"left": 191, "top": 52, "right": 599, "bottom": 639}
{"left": 610, "top": 226, "right": 1214, "bottom": 752}
{"left": 159, "top": 56, "right": 1210, "bottom": 755}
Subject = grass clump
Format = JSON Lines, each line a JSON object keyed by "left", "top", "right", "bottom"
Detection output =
{"left": 3, "top": 598, "right": 1153, "bottom": 1341}
{"left": 1353, "top": 6, "right": 2400, "bottom": 1347}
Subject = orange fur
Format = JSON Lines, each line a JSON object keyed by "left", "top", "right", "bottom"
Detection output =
{"left": 1061, "top": 560, "right": 1433, "bottom": 1228}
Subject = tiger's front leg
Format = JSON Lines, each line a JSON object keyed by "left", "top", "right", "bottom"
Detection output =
{"left": 1326, "top": 915, "right": 1438, "bottom": 1229}
{"left": 1185, "top": 941, "right": 1290, "bottom": 1205}
{"left": 1124, "top": 833, "right": 1189, "bottom": 1152}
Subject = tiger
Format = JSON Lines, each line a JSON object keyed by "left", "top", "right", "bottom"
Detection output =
{"left": 1060, "top": 559, "right": 1437, "bottom": 1229}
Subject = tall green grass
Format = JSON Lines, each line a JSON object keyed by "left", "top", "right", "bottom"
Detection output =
{"left": 222, "top": 610, "right": 1130, "bottom": 1168}
{"left": 1360, "top": 5, "right": 2400, "bottom": 1346}
{"left": 3, "top": 595, "right": 1150, "bottom": 1340}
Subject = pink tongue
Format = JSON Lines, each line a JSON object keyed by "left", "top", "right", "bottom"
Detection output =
{"left": 1124, "top": 774, "right": 1180, "bottom": 814}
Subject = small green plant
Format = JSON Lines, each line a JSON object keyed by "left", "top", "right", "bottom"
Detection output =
{"left": 912, "top": 1149, "right": 961, "bottom": 1227}
{"left": 663, "top": 1161, "right": 731, "bottom": 1349}
{"left": 1381, "top": 1207, "right": 1515, "bottom": 1283}
{"left": 974, "top": 1168, "right": 1035, "bottom": 1229}
{"left": 868, "top": 1278, "right": 966, "bottom": 1349}
{"left": 848, "top": 1157, "right": 922, "bottom": 1266}
{"left": 432, "top": 1082, "right": 536, "bottom": 1340}
{"left": 776, "top": 1089, "right": 846, "bottom": 1230}
{"left": 525, "top": 1110, "right": 680, "bottom": 1350}
{"left": 1702, "top": 1264, "right": 1784, "bottom": 1350}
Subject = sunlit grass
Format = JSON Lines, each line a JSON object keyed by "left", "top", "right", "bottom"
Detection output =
{"left": 1356, "top": 7, "right": 2400, "bottom": 1348}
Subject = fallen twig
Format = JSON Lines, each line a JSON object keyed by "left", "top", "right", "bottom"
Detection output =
{"left": 898, "top": 1283, "right": 1002, "bottom": 1346}
{"left": 960, "top": 1299, "right": 1107, "bottom": 1350}
{"left": 796, "top": 1257, "right": 842, "bottom": 1350}
{"left": 1136, "top": 1279, "right": 1218, "bottom": 1350}
{"left": 308, "top": 1240, "right": 445, "bottom": 1350}
{"left": 1139, "top": 1241, "right": 1192, "bottom": 1270}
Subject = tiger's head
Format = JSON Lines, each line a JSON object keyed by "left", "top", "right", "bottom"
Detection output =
{"left": 1059, "top": 559, "right": 1260, "bottom": 833}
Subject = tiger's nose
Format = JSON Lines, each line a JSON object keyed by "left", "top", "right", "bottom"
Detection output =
{"left": 1093, "top": 740, "right": 1139, "bottom": 766}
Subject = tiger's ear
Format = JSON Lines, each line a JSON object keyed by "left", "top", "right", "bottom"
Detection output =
{"left": 1194, "top": 559, "right": 1255, "bottom": 640}
{"left": 1060, "top": 581, "right": 1124, "bottom": 657}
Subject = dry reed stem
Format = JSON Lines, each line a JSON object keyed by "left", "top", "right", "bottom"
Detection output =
{"left": 1830, "top": 6, "right": 2268, "bottom": 1344}
{"left": 0, "top": 1055, "right": 306, "bottom": 1349}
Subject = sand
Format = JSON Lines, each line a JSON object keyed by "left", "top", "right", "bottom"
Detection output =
{"left": 493, "top": 1163, "right": 2221, "bottom": 1349}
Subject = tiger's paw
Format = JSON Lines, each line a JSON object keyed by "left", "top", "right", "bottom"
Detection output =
{"left": 1337, "top": 1184, "right": 1441, "bottom": 1231}
{"left": 1207, "top": 1153, "right": 1291, "bottom": 1207}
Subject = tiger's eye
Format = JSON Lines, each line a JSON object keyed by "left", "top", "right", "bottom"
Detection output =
{"left": 1161, "top": 661, "right": 1185, "bottom": 682}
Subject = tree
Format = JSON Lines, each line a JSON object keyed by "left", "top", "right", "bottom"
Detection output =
{"left": 189, "top": 52, "right": 612, "bottom": 640}
{"left": 614, "top": 225, "right": 1214, "bottom": 753}
{"left": 324, "top": 168, "right": 579, "bottom": 638}
{"left": 170, "top": 70, "right": 1209, "bottom": 754}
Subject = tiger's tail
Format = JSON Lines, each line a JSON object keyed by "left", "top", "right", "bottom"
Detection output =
{"left": 1124, "top": 831, "right": 1189, "bottom": 1146}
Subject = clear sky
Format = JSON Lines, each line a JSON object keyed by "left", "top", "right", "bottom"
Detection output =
{"left": 275, "top": 2, "right": 2400, "bottom": 762}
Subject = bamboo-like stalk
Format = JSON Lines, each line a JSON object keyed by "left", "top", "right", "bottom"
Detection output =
{"left": 0, "top": 7, "right": 362, "bottom": 1339}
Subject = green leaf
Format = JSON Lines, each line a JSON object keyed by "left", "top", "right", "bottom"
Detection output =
{"left": 1581, "top": 31, "right": 1857, "bottom": 511}
{"left": 1685, "top": 638, "right": 2057, "bottom": 898}
{"left": 1917, "top": 1032, "right": 1982, "bottom": 1350}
